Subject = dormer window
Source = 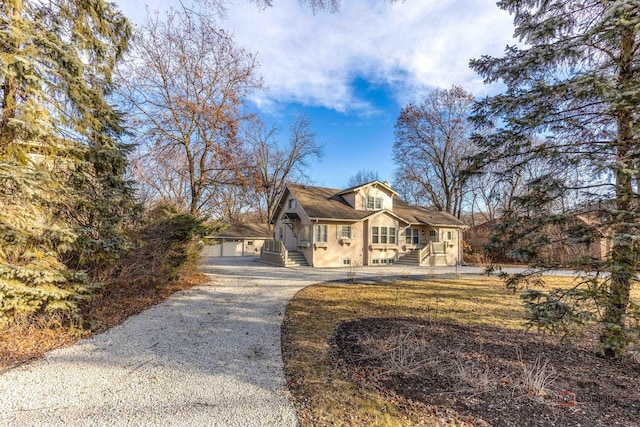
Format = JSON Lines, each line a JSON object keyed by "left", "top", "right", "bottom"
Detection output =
{"left": 288, "top": 199, "right": 296, "bottom": 209}
{"left": 366, "top": 196, "right": 384, "bottom": 210}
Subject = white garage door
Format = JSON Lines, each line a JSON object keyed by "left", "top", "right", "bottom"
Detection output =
{"left": 203, "top": 240, "right": 264, "bottom": 257}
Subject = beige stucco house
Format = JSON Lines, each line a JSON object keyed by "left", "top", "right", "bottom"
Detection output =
{"left": 261, "top": 181, "right": 467, "bottom": 267}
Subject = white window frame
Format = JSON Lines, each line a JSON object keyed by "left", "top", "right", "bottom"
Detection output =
{"left": 429, "top": 229, "right": 436, "bottom": 237}
{"left": 444, "top": 230, "right": 453, "bottom": 241}
{"left": 339, "top": 225, "right": 352, "bottom": 239}
{"left": 299, "top": 225, "right": 311, "bottom": 243}
{"left": 366, "top": 196, "right": 375, "bottom": 210}
{"left": 366, "top": 196, "right": 384, "bottom": 210}
{"left": 372, "top": 226, "right": 396, "bottom": 245}
{"left": 374, "top": 197, "right": 383, "bottom": 210}
{"left": 288, "top": 199, "right": 296, "bottom": 209}
{"left": 315, "top": 224, "right": 328, "bottom": 243}
{"left": 342, "top": 257, "right": 352, "bottom": 266}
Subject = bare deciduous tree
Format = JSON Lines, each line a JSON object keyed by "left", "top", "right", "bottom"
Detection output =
{"left": 392, "top": 85, "right": 476, "bottom": 218}
{"left": 247, "top": 115, "right": 323, "bottom": 222}
{"left": 119, "top": 6, "right": 261, "bottom": 216}
{"left": 346, "top": 169, "right": 381, "bottom": 188}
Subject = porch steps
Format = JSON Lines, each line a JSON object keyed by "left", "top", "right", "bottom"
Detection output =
{"left": 286, "top": 251, "right": 308, "bottom": 267}
{"left": 397, "top": 250, "right": 448, "bottom": 266}
{"left": 425, "top": 253, "right": 448, "bottom": 267}
{"left": 397, "top": 250, "right": 419, "bottom": 265}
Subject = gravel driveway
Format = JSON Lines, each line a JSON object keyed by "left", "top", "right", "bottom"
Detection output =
{"left": 0, "top": 257, "right": 511, "bottom": 426}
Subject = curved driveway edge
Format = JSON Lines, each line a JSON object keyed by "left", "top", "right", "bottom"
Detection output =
{"left": 0, "top": 257, "right": 516, "bottom": 426}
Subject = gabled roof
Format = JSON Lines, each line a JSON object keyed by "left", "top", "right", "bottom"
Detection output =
{"left": 212, "top": 223, "right": 272, "bottom": 239}
{"left": 337, "top": 180, "right": 397, "bottom": 196}
{"left": 287, "top": 183, "right": 369, "bottom": 221}
{"left": 277, "top": 183, "right": 467, "bottom": 228}
{"left": 393, "top": 199, "right": 467, "bottom": 228}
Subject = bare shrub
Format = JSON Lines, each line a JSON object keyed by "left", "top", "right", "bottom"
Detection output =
{"left": 516, "top": 349, "right": 557, "bottom": 397}
{"left": 356, "top": 327, "right": 439, "bottom": 375}
{"left": 345, "top": 258, "right": 364, "bottom": 282}
{"left": 451, "top": 352, "right": 495, "bottom": 392}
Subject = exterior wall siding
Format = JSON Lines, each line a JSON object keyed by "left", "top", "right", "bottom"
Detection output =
{"left": 365, "top": 213, "right": 401, "bottom": 266}
{"left": 310, "top": 221, "right": 363, "bottom": 267}
{"left": 355, "top": 186, "right": 394, "bottom": 211}
{"left": 441, "top": 227, "right": 460, "bottom": 265}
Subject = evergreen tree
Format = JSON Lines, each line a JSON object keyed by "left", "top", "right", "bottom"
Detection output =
{"left": 469, "top": 0, "right": 640, "bottom": 357}
{"left": 0, "top": 0, "right": 133, "bottom": 325}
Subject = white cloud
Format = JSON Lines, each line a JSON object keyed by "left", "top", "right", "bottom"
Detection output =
{"left": 116, "top": 0, "right": 517, "bottom": 114}
{"left": 221, "top": 0, "right": 516, "bottom": 113}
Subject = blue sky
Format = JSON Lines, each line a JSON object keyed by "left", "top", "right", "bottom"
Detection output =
{"left": 115, "top": 0, "right": 517, "bottom": 189}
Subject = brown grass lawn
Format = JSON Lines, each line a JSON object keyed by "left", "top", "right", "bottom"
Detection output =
{"left": 281, "top": 276, "right": 640, "bottom": 426}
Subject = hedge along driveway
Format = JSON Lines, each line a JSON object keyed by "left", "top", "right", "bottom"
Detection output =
{"left": 0, "top": 257, "right": 498, "bottom": 426}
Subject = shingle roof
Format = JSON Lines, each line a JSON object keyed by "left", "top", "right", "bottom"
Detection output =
{"left": 286, "top": 183, "right": 467, "bottom": 228}
{"left": 214, "top": 223, "right": 272, "bottom": 239}
{"left": 393, "top": 199, "right": 467, "bottom": 227}
{"left": 287, "top": 184, "right": 370, "bottom": 220}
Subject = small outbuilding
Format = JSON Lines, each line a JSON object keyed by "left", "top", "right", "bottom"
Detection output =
{"left": 203, "top": 223, "right": 272, "bottom": 257}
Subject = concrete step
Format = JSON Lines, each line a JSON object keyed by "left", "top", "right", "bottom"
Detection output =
{"left": 286, "top": 251, "right": 308, "bottom": 267}
{"left": 397, "top": 251, "right": 419, "bottom": 265}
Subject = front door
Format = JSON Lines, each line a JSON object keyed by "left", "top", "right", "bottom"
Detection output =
{"left": 405, "top": 228, "right": 420, "bottom": 245}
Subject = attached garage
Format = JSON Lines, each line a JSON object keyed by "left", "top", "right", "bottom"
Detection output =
{"left": 203, "top": 223, "right": 272, "bottom": 257}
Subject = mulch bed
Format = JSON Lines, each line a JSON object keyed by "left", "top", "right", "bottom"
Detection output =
{"left": 331, "top": 317, "right": 640, "bottom": 427}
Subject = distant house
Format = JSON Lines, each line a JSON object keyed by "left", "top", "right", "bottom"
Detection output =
{"left": 261, "top": 181, "right": 467, "bottom": 267}
{"left": 465, "top": 203, "right": 613, "bottom": 265}
{"left": 204, "top": 223, "right": 271, "bottom": 257}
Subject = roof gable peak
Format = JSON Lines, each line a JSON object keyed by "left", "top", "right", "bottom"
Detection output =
{"left": 337, "top": 180, "right": 397, "bottom": 196}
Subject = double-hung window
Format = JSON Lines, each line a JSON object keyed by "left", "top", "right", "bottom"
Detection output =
{"left": 366, "top": 196, "right": 384, "bottom": 210}
{"left": 366, "top": 196, "right": 375, "bottom": 210}
{"left": 372, "top": 226, "right": 396, "bottom": 245}
{"left": 340, "top": 225, "right": 352, "bottom": 239}
{"left": 315, "top": 224, "right": 328, "bottom": 243}
{"left": 288, "top": 199, "right": 296, "bottom": 209}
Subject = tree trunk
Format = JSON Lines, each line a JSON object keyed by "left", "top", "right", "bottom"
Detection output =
{"left": 600, "top": 28, "right": 636, "bottom": 357}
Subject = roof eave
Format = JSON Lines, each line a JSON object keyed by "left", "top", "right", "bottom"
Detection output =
{"left": 309, "top": 217, "right": 364, "bottom": 222}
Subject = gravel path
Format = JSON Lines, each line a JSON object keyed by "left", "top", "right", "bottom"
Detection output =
{"left": 0, "top": 257, "right": 530, "bottom": 426}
